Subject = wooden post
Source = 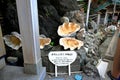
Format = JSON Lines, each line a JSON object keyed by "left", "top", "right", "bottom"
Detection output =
{"left": 16, "top": 0, "right": 46, "bottom": 78}
{"left": 86, "top": 0, "right": 92, "bottom": 29}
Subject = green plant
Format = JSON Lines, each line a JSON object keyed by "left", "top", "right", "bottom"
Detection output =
{"left": 50, "top": 42, "right": 54, "bottom": 46}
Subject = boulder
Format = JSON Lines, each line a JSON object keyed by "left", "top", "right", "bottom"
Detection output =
{"left": 50, "top": 0, "right": 79, "bottom": 16}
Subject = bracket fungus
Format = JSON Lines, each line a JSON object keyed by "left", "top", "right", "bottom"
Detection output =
{"left": 39, "top": 35, "right": 51, "bottom": 49}
{"left": 3, "top": 32, "right": 22, "bottom": 50}
{"left": 59, "top": 37, "right": 84, "bottom": 50}
{"left": 57, "top": 22, "right": 80, "bottom": 37}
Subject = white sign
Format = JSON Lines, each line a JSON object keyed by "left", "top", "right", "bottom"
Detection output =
{"left": 48, "top": 51, "right": 77, "bottom": 66}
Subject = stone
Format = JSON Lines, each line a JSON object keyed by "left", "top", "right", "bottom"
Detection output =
{"left": 1, "top": 1, "right": 20, "bottom": 34}
{"left": 7, "top": 56, "right": 18, "bottom": 63}
{"left": 5, "top": 47, "right": 23, "bottom": 66}
{"left": 38, "top": 10, "right": 60, "bottom": 43}
{"left": 82, "top": 62, "right": 100, "bottom": 77}
{"left": 37, "top": 1, "right": 61, "bottom": 44}
{"left": 41, "top": 45, "right": 81, "bottom": 73}
{"left": 90, "top": 20, "right": 98, "bottom": 33}
{"left": 50, "top": 0, "right": 79, "bottom": 16}
{"left": 64, "top": 9, "right": 85, "bottom": 27}
{"left": 76, "top": 28, "right": 85, "bottom": 41}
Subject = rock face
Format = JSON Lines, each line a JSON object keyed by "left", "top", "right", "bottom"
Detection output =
{"left": 41, "top": 45, "right": 82, "bottom": 73}
{"left": 38, "top": 4, "right": 61, "bottom": 44}
{"left": 37, "top": 0, "right": 80, "bottom": 45}
{"left": 1, "top": 0, "right": 80, "bottom": 42}
{"left": 50, "top": 0, "right": 79, "bottom": 16}
{"left": 0, "top": 1, "right": 19, "bottom": 35}
{"left": 64, "top": 9, "right": 85, "bottom": 28}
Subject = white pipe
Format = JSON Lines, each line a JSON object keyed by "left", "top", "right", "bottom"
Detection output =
{"left": 104, "top": 11, "right": 108, "bottom": 25}
{"left": 112, "top": 0, "right": 117, "bottom": 19}
{"left": 86, "top": 0, "right": 92, "bottom": 28}
{"left": 97, "top": 13, "right": 101, "bottom": 26}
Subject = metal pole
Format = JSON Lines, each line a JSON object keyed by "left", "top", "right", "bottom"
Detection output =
{"left": 97, "top": 12, "right": 101, "bottom": 26}
{"left": 86, "top": 0, "right": 92, "bottom": 30}
{"left": 104, "top": 11, "right": 108, "bottom": 25}
{"left": 112, "top": 0, "right": 117, "bottom": 20}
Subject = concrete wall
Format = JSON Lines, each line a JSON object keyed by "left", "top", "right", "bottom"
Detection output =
{"left": 0, "top": 25, "right": 6, "bottom": 69}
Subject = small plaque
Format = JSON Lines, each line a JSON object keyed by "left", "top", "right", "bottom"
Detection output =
{"left": 48, "top": 51, "right": 77, "bottom": 66}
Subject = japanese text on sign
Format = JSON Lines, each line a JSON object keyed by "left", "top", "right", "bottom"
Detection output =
{"left": 48, "top": 51, "right": 77, "bottom": 66}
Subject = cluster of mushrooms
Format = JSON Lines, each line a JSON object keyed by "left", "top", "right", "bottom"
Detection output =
{"left": 57, "top": 22, "right": 84, "bottom": 50}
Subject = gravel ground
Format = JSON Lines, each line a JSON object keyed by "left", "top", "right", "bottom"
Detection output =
{"left": 44, "top": 72, "right": 104, "bottom": 80}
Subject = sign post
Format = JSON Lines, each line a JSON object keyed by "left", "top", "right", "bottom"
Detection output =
{"left": 48, "top": 51, "right": 77, "bottom": 77}
{"left": 55, "top": 65, "right": 57, "bottom": 77}
{"left": 68, "top": 64, "right": 71, "bottom": 76}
